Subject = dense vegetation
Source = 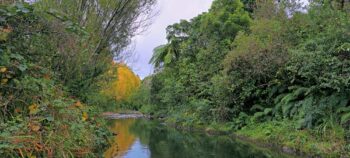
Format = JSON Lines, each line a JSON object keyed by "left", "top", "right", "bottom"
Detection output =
{"left": 130, "top": 0, "right": 350, "bottom": 156}
{"left": 1, "top": 0, "right": 350, "bottom": 157}
{"left": 0, "top": 0, "right": 153, "bottom": 157}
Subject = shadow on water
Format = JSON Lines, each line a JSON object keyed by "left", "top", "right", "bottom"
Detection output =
{"left": 104, "top": 119, "right": 292, "bottom": 158}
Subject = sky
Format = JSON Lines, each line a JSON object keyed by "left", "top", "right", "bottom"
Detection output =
{"left": 127, "top": 0, "right": 214, "bottom": 79}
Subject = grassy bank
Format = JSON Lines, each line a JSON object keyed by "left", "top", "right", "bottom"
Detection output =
{"left": 160, "top": 115, "right": 348, "bottom": 157}
{"left": 237, "top": 121, "right": 347, "bottom": 157}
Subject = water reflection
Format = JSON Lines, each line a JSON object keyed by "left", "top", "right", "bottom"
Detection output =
{"left": 105, "top": 119, "right": 289, "bottom": 158}
{"left": 104, "top": 119, "right": 137, "bottom": 158}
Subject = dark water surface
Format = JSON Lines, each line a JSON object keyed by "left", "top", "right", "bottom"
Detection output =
{"left": 104, "top": 119, "right": 291, "bottom": 158}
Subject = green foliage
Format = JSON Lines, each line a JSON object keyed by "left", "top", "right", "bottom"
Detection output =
{"left": 138, "top": 0, "right": 350, "bottom": 156}
{"left": 0, "top": 1, "right": 155, "bottom": 157}
{"left": 0, "top": 3, "right": 113, "bottom": 157}
{"left": 147, "top": 0, "right": 251, "bottom": 122}
{"left": 222, "top": 16, "right": 289, "bottom": 115}
{"left": 238, "top": 120, "right": 346, "bottom": 157}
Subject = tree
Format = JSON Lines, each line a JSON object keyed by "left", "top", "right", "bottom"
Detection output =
{"left": 34, "top": 0, "right": 156, "bottom": 98}
{"left": 102, "top": 63, "right": 141, "bottom": 101}
{"left": 148, "top": 0, "right": 251, "bottom": 121}
{"left": 37, "top": 0, "right": 156, "bottom": 55}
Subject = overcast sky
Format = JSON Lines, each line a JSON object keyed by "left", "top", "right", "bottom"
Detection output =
{"left": 128, "top": 0, "right": 214, "bottom": 79}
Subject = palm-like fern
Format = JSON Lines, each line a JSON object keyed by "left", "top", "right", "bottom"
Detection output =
{"left": 273, "top": 86, "right": 350, "bottom": 129}
{"left": 149, "top": 39, "right": 181, "bottom": 68}
{"left": 149, "top": 45, "right": 168, "bottom": 68}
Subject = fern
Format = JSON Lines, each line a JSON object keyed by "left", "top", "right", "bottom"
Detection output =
{"left": 337, "top": 107, "right": 350, "bottom": 114}
{"left": 250, "top": 104, "right": 264, "bottom": 112}
{"left": 274, "top": 87, "right": 311, "bottom": 118}
{"left": 341, "top": 113, "right": 350, "bottom": 125}
{"left": 273, "top": 90, "right": 350, "bottom": 129}
{"left": 264, "top": 108, "right": 272, "bottom": 115}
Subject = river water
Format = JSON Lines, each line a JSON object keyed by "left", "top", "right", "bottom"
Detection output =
{"left": 104, "top": 118, "right": 292, "bottom": 158}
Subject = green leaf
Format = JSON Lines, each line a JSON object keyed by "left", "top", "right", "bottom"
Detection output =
{"left": 250, "top": 104, "right": 264, "bottom": 112}
{"left": 10, "top": 53, "right": 24, "bottom": 60}
{"left": 164, "top": 52, "right": 173, "bottom": 64}
{"left": 264, "top": 108, "right": 272, "bottom": 115}
{"left": 337, "top": 107, "right": 350, "bottom": 114}
{"left": 46, "top": 116, "right": 54, "bottom": 122}
{"left": 0, "top": 32, "right": 9, "bottom": 41}
{"left": 341, "top": 113, "right": 350, "bottom": 124}
{"left": 18, "top": 64, "right": 28, "bottom": 72}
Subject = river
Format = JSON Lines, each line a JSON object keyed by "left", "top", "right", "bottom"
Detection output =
{"left": 104, "top": 118, "right": 294, "bottom": 158}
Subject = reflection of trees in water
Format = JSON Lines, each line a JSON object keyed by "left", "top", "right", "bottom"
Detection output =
{"left": 104, "top": 119, "right": 137, "bottom": 158}
{"left": 129, "top": 119, "right": 280, "bottom": 158}
{"left": 103, "top": 119, "right": 283, "bottom": 158}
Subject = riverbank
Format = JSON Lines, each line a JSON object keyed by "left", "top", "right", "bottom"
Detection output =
{"left": 104, "top": 112, "right": 298, "bottom": 157}
{"left": 105, "top": 118, "right": 294, "bottom": 158}
{"left": 236, "top": 121, "right": 348, "bottom": 158}
{"left": 103, "top": 110, "right": 348, "bottom": 157}
{"left": 165, "top": 122, "right": 301, "bottom": 158}
{"left": 162, "top": 116, "right": 348, "bottom": 158}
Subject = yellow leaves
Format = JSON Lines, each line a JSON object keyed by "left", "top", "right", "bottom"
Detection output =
{"left": 29, "top": 104, "right": 39, "bottom": 115}
{"left": 68, "top": 101, "right": 84, "bottom": 109}
{"left": 0, "top": 26, "right": 12, "bottom": 41}
{"left": 75, "top": 101, "right": 83, "bottom": 108}
{"left": 1, "top": 67, "right": 12, "bottom": 85}
{"left": 0, "top": 67, "right": 7, "bottom": 73}
{"left": 82, "top": 112, "right": 88, "bottom": 121}
{"left": 71, "top": 100, "right": 88, "bottom": 121}
{"left": 30, "top": 124, "right": 41, "bottom": 132}
{"left": 1, "top": 78, "right": 8, "bottom": 85}
{"left": 28, "top": 121, "right": 41, "bottom": 133}
{"left": 102, "top": 63, "right": 141, "bottom": 101}
{"left": 68, "top": 100, "right": 88, "bottom": 121}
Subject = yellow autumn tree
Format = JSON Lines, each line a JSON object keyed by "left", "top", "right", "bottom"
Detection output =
{"left": 102, "top": 63, "right": 141, "bottom": 101}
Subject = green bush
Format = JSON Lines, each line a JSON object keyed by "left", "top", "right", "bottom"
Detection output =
{"left": 0, "top": 3, "right": 111, "bottom": 157}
